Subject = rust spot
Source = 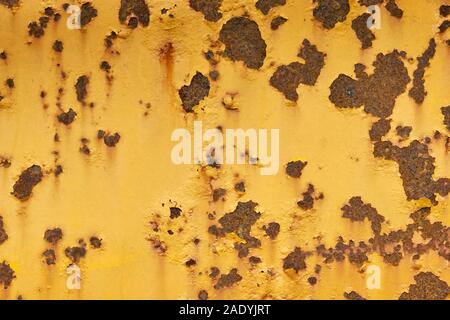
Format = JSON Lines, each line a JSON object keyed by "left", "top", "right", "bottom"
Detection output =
{"left": 178, "top": 72, "right": 210, "bottom": 112}
{"left": 219, "top": 17, "right": 267, "bottom": 70}
{"left": 0, "top": 261, "right": 15, "bottom": 289}
{"left": 214, "top": 268, "right": 242, "bottom": 289}
{"left": 44, "top": 228, "right": 63, "bottom": 244}
{"left": 399, "top": 272, "right": 450, "bottom": 300}
{"left": 12, "top": 165, "right": 43, "bottom": 201}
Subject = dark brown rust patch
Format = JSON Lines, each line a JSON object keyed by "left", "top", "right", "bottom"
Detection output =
{"left": 385, "top": 0, "right": 403, "bottom": 18}
{"left": 351, "top": 13, "right": 375, "bottom": 49}
{"left": 209, "top": 70, "right": 219, "bottom": 81}
{"left": 55, "top": 165, "right": 63, "bottom": 177}
{"left": 369, "top": 118, "right": 391, "bottom": 142}
{"left": 5, "top": 78, "right": 14, "bottom": 89}
{"left": 399, "top": 272, "right": 450, "bottom": 300}
{"left": 255, "top": 0, "right": 286, "bottom": 15}
{"left": 316, "top": 236, "right": 369, "bottom": 266}
{"left": 214, "top": 268, "right": 242, "bottom": 289}
{"left": 270, "top": 62, "right": 303, "bottom": 101}
{"left": 75, "top": 75, "right": 89, "bottom": 102}
{"left": 0, "top": 261, "right": 15, "bottom": 289}
{"left": 97, "top": 130, "right": 106, "bottom": 139}
{"left": 89, "top": 236, "right": 102, "bottom": 249}
{"left": 0, "top": 0, "right": 19, "bottom": 8}
{"left": 104, "top": 31, "right": 118, "bottom": 48}
{"left": 285, "top": 160, "right": 307, "bottom": 178}
{"left": 209, "top": 267, "right": 220, "bottom": 278}
{"left": 208, "top": 201, "right": 261, "bottom": 258}
{"left": 297, "top": 39, "right": 326, "bottom": 86}
{"left": 249, "top": 256, "right": 262, "bottom": 264}
{"left": 198, "top": 289, "right": 208, "bottom": 300}
{"left": 80, "top": 139, "right": 91, "bottom": 155}
{"left": 439, "top": 20, "right": 450, "bottom": 33}
{"left": 329, "top": 50, "right": 410, "bottom": 118}
{"left": 263, "top": 222, "right": 280, "bottom": 240}
{"left": 373, "top": 140, "right": 450, "bottom": 203}
{"left": 65, "top": 241, "right": 87, "bottom": 263}
{"left": 12, "top": 165, "right": 43, "bottom": 201}
{"left": 0, "top": 156, "right": 11, "bottom": 168}
{"left": 169, "top": 206, "right": 182, "bottom": 219}
{"left": 178, "top": 72, "right": 210, "bottom": 112}
{"left": 313, "top": 0, "right": 350, "bottom": 29}
{"left": 100, "top": 61, "right": 111, "bottom": 72}
{"left": 149, "top": 237, "right": 167, "bottom": 254}
{"left": 0, "top": 216, "right": 8, "bottom": 245}
{"left": 119, "top": 0, "right": 150, "bottom": 28}
{"left": 442, "top": 106, "right": 450, "bottom": 131}
{"left": 271, "top": 16, "right": 287, "bottom": 30}
{"left": 57, "top": 108, "right": 77, "bottom": 125}
{"left": 52, "top": 40, "right": 63, "bottom": 53}
{"left": 283, "top": 247, "right": 310, "bottom": 272}
{"left": 43, "top": 249, "right": 56, "bottom": 265}
{"left": 344, "top": 291, "right": 366, "bottom": 300}
{"left": 44, "top": 228, "right": 63, "bottom": 244}
{"left": 185, "top": 258, "right": 196, "bottom": 267}
{"left": 383, "top": 250, "right": 402, "bottom": 266}
{"left": 341, "top": 196, "right": 385, "bottom": 234}
{"left": 409, "top": 39, "right": 436, "bottom": 104}
{"left": 440, "top": 5, "right": 450, "bottom": 17}
{"left": 27, "top": 7, "right": 61, "bottom": 38}
{"left": 318, "top": 205, "right": 450, "bottom": 269}
{"left": 308, "top": 276, "right": 317, "bottom": 285}
{"left": 396, "top": 125, "right": 412, "bottom": 139}
{"left": 358, "top": 0, "right": 383, "bottom": 6}
{"left": 270, "top": 39, "right": 325, "bottom": 101}
{"left": 104, "top": 132, "right": 121, "bottom": 147}
{"left": 219, "top": 17, "right": 267, "bottom": 70}
{"left": 80, "top": 2, "right": 97, "bottom": 27}
{"left": 212, "top": 188, "right": 226, "bottom": 202}
{"left": 297, "top": 184, "right": 320, "bottom": 210}
{"left": 28, "top": 19, "right": 47, "bottom": 38}
{"left": 234, "top": 181, "right": 245, "bottom": 193}
{"left": 189, "top": 0, "right": 222, "bottom": 22}
{"left": 44, "top": 7, "right": 55, "bottom": 17}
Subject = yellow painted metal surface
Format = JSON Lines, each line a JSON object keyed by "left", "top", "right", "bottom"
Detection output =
{"left": 0, "top": 0, "right": 449, "bottom": 300}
